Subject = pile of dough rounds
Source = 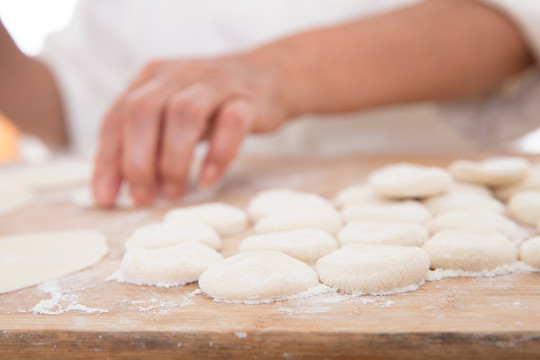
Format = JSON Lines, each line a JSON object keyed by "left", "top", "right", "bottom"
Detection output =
{"left": 109, "top": 157, "right": 540, "bottom": 304}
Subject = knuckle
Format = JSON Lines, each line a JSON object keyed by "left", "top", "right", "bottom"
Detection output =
{"left": 126, "top": 94, "right": 161, "bottom": 121}
{"left": 142, "top": 60, "right": 163, "bottom": 75}
{"left": 168, "top": 97, "right": 207, "bottom": 123}
{"left": 158, "top": 157, "right": 184, "bottom": 183}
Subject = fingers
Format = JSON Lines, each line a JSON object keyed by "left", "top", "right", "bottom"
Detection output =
{"left": 121, "top": 81, "right": 171, "bottom": 205}
{"left": 200, "top": 98, "right": 254, "bottom": 187}
{"left": 92, "top": 105, "right": 123, "bottom": 208}
{"left": 159, "top": 86, "right": 223, "bottom": 199}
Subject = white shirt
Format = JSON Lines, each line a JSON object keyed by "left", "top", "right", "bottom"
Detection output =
{"left": 38, "top": 0, "right": 540, "bottom": 156}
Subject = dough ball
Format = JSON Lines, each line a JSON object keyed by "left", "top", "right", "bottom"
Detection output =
{"left": 449, "top": 157, "right": 530, "bottom": 187}
{"left": 452, "top": 181, "right": 493, "bottom": 198}
{"left": 425, "top": 208, "right": 526, "bottom": 244}
{"left": 199, "top": 251, "right": 320, "bottom": 302}
{"left": 422, "top": 229, "right": 517, "bottom": 272}
{"left": 508, "top": 190, "right": 540, "bottom": 226}
{"left": 72, "top": 187, "right": 135, "bottom": 209}
{"left": 369, "top": 163, "right": 453, "bottom": 199}
{"left": 423, "top": 191, "right": 504, "bottom": 216}
{"left": 0, "top": 179, "right": 33, "bottom": 217}
{"left": 247, "top": 188, "right": 333, "bottom": 222}
{"left": 334, "top": 184, "right": 380, "bottom": 207}
{"left": 115, "top": 242, "right": 223, "bottom": 287}
{"left": 164, "top": 203, "right": 248, "bottom": 236}
{"left": 238, "top": 229, "right": 338, "bottom": 265}
{"left": 0, "top": 230, "right": 108, "bottom": 294}
{"left": 494, "top": 164, "right": 540, "bottom": 201}
{"left": 519, "top": 237, "right": 540, "bottom": 270}
{"left": 341, "top": 200, "right": 431, "bottom": 224}
{"left": 338, "top": 221, "right": 429, "bottom": 247}
{"left": 125, "top": 220, "right": 221, "bottom": 250}
{"left": 316, "top": 245, "right": 430, "bottom": 294}
{"left": 254, "top": 206, "right": 343, "bottom": 235}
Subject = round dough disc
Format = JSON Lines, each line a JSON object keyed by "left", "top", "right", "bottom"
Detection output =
{"left": 0, "top": 230, "right": 108, "bottom": 294}
{"left": 125, "top": 220, "right": 221, "bottom": 250}
{"left": 164, "top": 203, "right": 248, "bottom": 236}
{"left": 199, "top": 251, "right": 320, "bottom": 302}
{"left": 0, "top": 180, "right": 33, "bottom": 217}
{"left": 316, "top": 245, "right": 430, "bottom": 294}
{"left": 247, "top": 188, "right": 333, "bottom": 222}
{"left": 508, "top": 190, "right": 540, "bottom": 226}
{"left": 423, "top": 191, "right": 504, "bottom": 216}
{"left": 341, "top": 200, "right": 431, "bottom": 224}
{"left": 334, "top": 184, "right": 380, "bottom": 207}
{"left": 338, "top": 221, "right": 429, "bottom": 247}
{"left": 369, "top": 163, "right": 452, "bottom": 199}
{"left": 254, "top": 207, "right": 343, "bottom": 235}
{"left": 494, "top": 164, "right": 540, "bottom": 201}
{"left": 449, "top": 157, "right": 530, "bottom": 187}
{"left": 422, "top": 229, "right": 517, "bottom": 272}
{"left": 520, "top": 237, "right": 540, "bottom": 270}
{"left": 239, "top": 229, "right": 338, "bottom": 265}
{"left": 114, "top": 242, "right": 223, "bottom": 287}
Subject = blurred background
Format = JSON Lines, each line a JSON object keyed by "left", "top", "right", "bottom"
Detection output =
{"left": 1, "top": 0, "right": 539, "bottom": 164}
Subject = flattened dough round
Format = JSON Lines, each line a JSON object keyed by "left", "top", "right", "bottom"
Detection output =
{"left": 338, "top": 221, "right": 429, "bottom": 247}
{"left": 422, "top": 229, "right": 517, "bottom": 272}
{"left": 520, "top": 237, "right": 540, "bottom": 270}
{"left": 164, "top": 203, "right": 248, "bottom": 236}
{"left": 239, "top": 229, "right": 338, "bottom": 265}
{"left": 254, "top": 207, "right": 343, "bottom": 235}
{"left": 334, "top": 184, "right": 379, "bottom": 207}
{"left": 0, "top": 180, "right": 33, "bottom": 217}
{"left": 508, "top": 190, "right": 540, "bottom": 226}
{"left": 369, "top": 163, "right": 452, "bottom": 199}
{"left": 423, "top": 191, "right": 504, "bottom": 216}
{"left": 114, "top": 242, "right": 223, "bottom": 287}
{"left": 247, "top": 188, "right": 333, "bottom": 222}
{"left": 449, "top": 157, "right": 530, "bottom": 187}
{"left": 199, "top": 251, "right": 320, "bottom": 302}
{"left": 341, "top": 200, "right": 431, "bottom": 224}
{"left": 316, "top": 245, "right": 430, "bottom": 294}
{"left": 125, "top": 220, "right": 221, "bottom": 250}
{"left": 494, "top": 164, "right": 540, "bottom": 201}
{"left": 0, "top": 230, "right": 108, "bottom": 294}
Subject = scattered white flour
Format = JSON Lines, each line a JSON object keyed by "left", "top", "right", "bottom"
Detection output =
{"left": 189, "top": 289, "right": 203, "bottom": 296}
{"left": 513, "top": 302, "right": 522, "bottom": 307}
{"left": 30, "top": 280, "right": 108, "bottom": 315}
{"left": 211, "top": 284, "right": 334, "bottom": 305}
{"left": 234, "top": 332, "right": 248, "bottom": 339}
{"left": 426, "top": 261, "right": 535, "bottom": 281}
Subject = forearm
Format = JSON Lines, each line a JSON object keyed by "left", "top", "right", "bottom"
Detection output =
{"left": 253, "top": 0, "right": 534, "bottom": 116}
{"left": 0, "top": 19, "right": 67, "bottom": 148}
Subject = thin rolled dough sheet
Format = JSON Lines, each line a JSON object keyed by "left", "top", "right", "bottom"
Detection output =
{"left": 0, "top": 230, "right": 108, "bottom": 293}
{"left": 0, "top": 180, "right": 34, "bottom": 217}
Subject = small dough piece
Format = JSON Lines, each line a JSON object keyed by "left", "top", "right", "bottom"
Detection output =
{"left": 239, "top": 229, "right": 338, "bottom": 265}
{"left": 0, "top": 230, "right": 108, "bottom": 294}
{"left": 422, "top": 229, "right": 517, "bottom": 272}
{"left": 125, "top": 221, "right": 221, "bottom": 250}
{"left": 334, "top": 184, "right": 380, "bottom": 207}
{"left": 3, "top": 159, "right": 90, "bottom": 192}
{"left": 254, "top": 207, "right": 343, "bottom": 235}
{"left": 341, "top": 200, "right": 431, "bottom": 224}
{"left": 494, "top": 164, "right": 540, "bottom": 201}
{"left": 72, "top": 187, "right": 135, "bottom": 209}
{"left": 508, "top": 190, "right": 540, "bottom": 226}
{"left": 164, "top": 203, "right": 248, "bottom": 236}
{"left": 338, "top": 221, "right": 429, "bottom": 247}
{"left": 423, "top": 191, "right": 504, "bottom": 216}
{"left": 114, "top": 242, "right": 223, "bottom": 287}
{"left": 369, "top": 163, "right": 453, "bottom": 199}
{"left": 425, "top": 208, "right": 526, "bottom": 244}
{"left": 449, "top": 157, "right": 530, "bottom": 187}
{"left": 520, "top": 237, "right": 540, "bottom": 270}
{"left": 0, "top": 180, "right": 33, "bottom": 217}
{"left": 199, "top": 251, "right": 320, "bottom": 302}
{"left": 316, "top": 245, "right": 430, "bottom": 294}
{"left": 452, "top": 181, "right": 493, "bottom": 198}
{"left": 247, "top": 188, "right": 333, "bottom": 222}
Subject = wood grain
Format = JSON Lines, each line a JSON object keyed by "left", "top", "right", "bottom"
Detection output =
{"left": 1, "top": 154, "right": 540, "bottom": 359}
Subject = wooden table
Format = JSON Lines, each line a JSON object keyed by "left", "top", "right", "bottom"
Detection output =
{"left": 1, "top": 155, "right": 540, "bottom": 359}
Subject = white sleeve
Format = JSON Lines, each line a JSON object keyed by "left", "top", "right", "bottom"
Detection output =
{"left": 439, "top": 0, "right": 540, "bottom": 147}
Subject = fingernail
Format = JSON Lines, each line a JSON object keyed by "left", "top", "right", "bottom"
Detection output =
{"left": 162, "top": 182, "right": 184, "bottom": 200}
{"left": 200, "top": 163, "right": 219, "bottom": 189}
{"left": 131, "top": 185, "right": 154, "bottom": 204}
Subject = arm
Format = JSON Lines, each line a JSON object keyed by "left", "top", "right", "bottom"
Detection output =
{"left": 93, "top": 0, "right": 533, "bottom": 206}
{"left": 0, "top": 19, "right": 67, "bottom": 148}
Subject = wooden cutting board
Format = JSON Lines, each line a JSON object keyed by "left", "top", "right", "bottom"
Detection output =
{"left": 1, "top": 155, "right": 540, "bottom": 359}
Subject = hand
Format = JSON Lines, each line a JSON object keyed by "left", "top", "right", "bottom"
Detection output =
{"left": 92, "top": 53, "right": 289, "bottom": 206}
